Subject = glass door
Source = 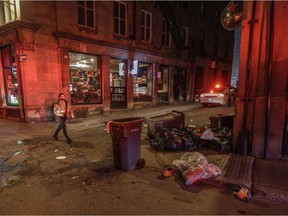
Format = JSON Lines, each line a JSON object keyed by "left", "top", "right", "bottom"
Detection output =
{"left": 110, "top": 59, "right": 127, "bottom": 109}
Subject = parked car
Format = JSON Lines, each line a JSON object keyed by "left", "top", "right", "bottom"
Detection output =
{"left": 200, "top": 85, "right": 237, "bottom": 107}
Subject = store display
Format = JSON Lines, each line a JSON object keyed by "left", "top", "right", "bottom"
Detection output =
{"left": 70, "top": 68, "right": 101, "bottom": 104}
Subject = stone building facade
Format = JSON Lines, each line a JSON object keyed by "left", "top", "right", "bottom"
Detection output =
{"left": 0, "top": 1, "right": 233, "bottom": 122}
{"left": 233, "top": 1, "right": 288, "bottom": 159}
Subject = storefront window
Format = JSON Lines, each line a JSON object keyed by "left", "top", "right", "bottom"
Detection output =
{"left": 1, "top": 45, "right": 19, "bottom": 106}
{"left": 133, "top": 61, "right": 153, "bottom": 101}
{"left": 69, "top": 52, "right": 101, "bottom": 104}
{"left": 4, "top": 67, "right": 19, "bottom": 105}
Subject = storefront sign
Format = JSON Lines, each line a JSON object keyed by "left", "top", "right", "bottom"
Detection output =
{"left": 19, "top": 54, "right": 27, "bottom": 62}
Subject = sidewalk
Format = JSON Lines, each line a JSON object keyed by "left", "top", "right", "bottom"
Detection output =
{"left": 1, "top": 103, "right": 288, "bottom": 204}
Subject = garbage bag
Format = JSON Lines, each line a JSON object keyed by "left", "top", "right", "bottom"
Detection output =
{"left": 149, "top": 128, "right": 201, "bottom": 151}
{"left": 201, "top": 128, "right": 215, "bottom": 140}
{"left": 173, "top": 152, "right": 221, "bottom": 185}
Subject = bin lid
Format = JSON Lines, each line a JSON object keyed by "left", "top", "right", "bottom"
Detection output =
{"left": 110, "top": 117, "right": 144, "bottom": 125}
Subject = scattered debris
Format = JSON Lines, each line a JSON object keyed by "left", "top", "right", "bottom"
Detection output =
{"left": 172, "top": 152, "right": 221, "bottom": 185}
{"left": 234, "top": 186, "right": 251, "bottom": 202}
{"left": 149, "top": 126, "right": 233, "bottom": 152}
{"left": 71, "top": 176, "right": 79, "bottom": 180}
{"left": 162, "top": 165, "right": 172, "bottom": 177}
{"left": 56, "top": 156, "right": 66, "bottom": 160}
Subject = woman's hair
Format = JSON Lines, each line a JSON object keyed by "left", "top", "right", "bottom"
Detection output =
{"left": 58, "top": 93, "right": 65, "bottom": 98}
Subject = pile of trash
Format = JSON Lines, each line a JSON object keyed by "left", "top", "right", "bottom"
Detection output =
{"left": 149, "top": 127, "right": 233, "bottom": 152}
{"left": 149, "top": 127, "right": 201, "bottom": 151}
{"left": 172, "top": 152, "right": 222, "bottom": 185}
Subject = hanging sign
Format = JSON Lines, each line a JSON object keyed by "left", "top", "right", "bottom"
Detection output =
{"left": 221, "top": 1, "right": 243, "bottom": 31}
{"left": 19, "top": 54, "right": 27, "bottom": 62}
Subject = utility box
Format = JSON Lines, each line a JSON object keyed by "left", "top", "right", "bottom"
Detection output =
{"left": 209, "top": 114, "right": 234, "bottom": 129}
{"left": 147, "top": 110, "right": 185, "bottom": 138}
{"left": 109, "top": 117, "right": 144, "bottom": 171}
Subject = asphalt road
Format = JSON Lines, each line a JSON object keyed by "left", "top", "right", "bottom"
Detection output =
{"left": 0, "top": 104, "right": 288, "bottom": 214}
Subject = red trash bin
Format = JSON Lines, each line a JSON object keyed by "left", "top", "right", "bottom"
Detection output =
{"left": 109, "top": 117, "right": 144, "bottom": 171}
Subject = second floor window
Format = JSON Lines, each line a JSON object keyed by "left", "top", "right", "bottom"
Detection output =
{"left": 213, "top": 36, "right": 218, "bottom": 56}
{"left": 162, "top": 20, "right": 171, "bottom": 47}
{"left": 200, "top": 30, "right": 205, "bottom": 54}
{"left": 141, "top": 10, "right": 152, "bottom": 43}
{"left": 225, "top": 40, "right": 229, "bottom": 59}
{"left": 78, "top": 1, "right": 95, "bottom": 28}
{"left": 214, "top": 8, "right": 220, "bottom": 23}
{"left": 182, "top": 26, "right": 188, "bottom": 47}
{"left": 0, "top": 0, "right": 20, "bottom": 25}
{"left": 114, "top": 1, "right": 127, "bottom": 36}
{"left": 200, "top": 1, "right": 206, "bottom": 17}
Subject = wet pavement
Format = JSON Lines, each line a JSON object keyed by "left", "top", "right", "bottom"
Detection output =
{"left": 1, "top": 102, "right": 288, "bottom": 210}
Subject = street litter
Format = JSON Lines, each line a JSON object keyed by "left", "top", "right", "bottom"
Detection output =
{"left": 173, "top": 152, "right": 221, "bottom": 185}
{"left": 13, "top": 151, "right": 22, "bottom": 156}
{"left": 162, "top": 165, "right": 172, "bottom": 177}
{"left": 234, "top": 186, "right": 251, "bottom": 202}
{"left": 71, "top": 176, "right": 79, "bottom": 180}
{"left": 56, "top": 156, "right": 66, "bottom": 160}
{"left": 149, "top": 126, "right": 232, "bottom": 152}
{"left": 150, "top": 127, "right": 200, "bottom": 151}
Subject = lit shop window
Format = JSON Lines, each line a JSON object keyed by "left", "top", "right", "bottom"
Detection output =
{"left": 110, "top": 59, "right": 126, "bottom": 103}
{"left": 132, "top": 61, "right": 153, "bottom": 101}
{"left": 0, "top": 0, "right": 21, "bottom": 25}
{"left": 4, "top": 67, "right": 19, "bottom": 105}
{"left": 69, "top": 53, "right": 101, "bottom": 104}
{"left": 1, "top": 45, "right": 19, "bottom": 106}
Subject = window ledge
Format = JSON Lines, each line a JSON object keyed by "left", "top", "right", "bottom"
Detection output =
{"left": 78, "top": 25, "right": 98, "bottom": 34}
{"left": 0, "top": 20, "right": 40, "bottom": 35}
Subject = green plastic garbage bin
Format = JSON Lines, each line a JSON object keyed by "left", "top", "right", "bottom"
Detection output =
{"left": 109, "top": 117, "right": 144, "bottom": 171}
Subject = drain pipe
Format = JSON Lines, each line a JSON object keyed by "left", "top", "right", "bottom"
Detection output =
{"left": 263, "top": 1, "right": 274, "bottom": 159}
{"left": 235, "top": 1, "right": 257, "bottom": 155}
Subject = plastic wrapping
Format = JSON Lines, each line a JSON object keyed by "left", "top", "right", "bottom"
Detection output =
{"left": 173, "top": 152, "right": 222, "bottom": 185}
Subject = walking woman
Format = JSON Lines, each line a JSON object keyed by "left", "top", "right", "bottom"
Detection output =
{"left": 53, "top": 93, "right": 74, "bottom": 144}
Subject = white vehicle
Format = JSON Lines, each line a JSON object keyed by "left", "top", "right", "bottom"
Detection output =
{"left": 200, "top": 85, "right": 237, "bottom": 107}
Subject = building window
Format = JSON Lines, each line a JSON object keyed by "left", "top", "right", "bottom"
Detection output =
{"left": 133, "top": 62, "right": 153, "bottom": 101}
{"left": 214, "top": 8, "right": 220, "bottom": 23}
{"left": 1, "top": 45, "right": 19, "bottom": 106}
{"left": 69, "top": 52, "right": 101, "bottom": 104}
{"left": 114, "top": 1, "right": 127, "bottom": 36}
{"left": 200, "top": 30, "right": 205, "bottom": 54}
{"left": 213, "top": 36, "right": 218, "bottom": 56}
{"left": 0, "top": 0, "right": 21, "bottom": 25}
{"left": 195, "top": 66, "right": 204, "bottom": 91}
{"left": 141, "top": 10, "right": 152, "bottom": 43}
{"left": 78, "top": 0, "right": 95, "bottom": 28}
{"left": 162, "top": 19, "right": 171, "bottom": 47}
{"left": 200, "top": 1, "right": 206, "bottom": 17}
{"left": 182, "top": 1, "right": 189, "bottom": 10}
{"left": 182, "top": 26, "right": 188, "bottom": 47}
{"left": 225, "top": 40, "right": 229, "bottom": 59}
